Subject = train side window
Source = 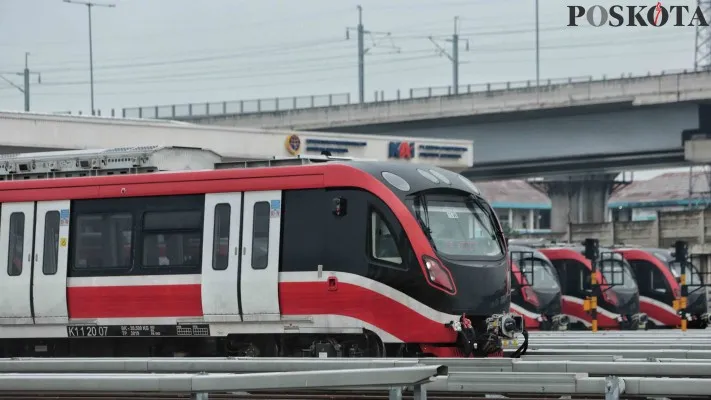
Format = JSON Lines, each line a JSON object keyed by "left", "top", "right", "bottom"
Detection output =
{"left": 141, "top": 210, "right": 202, "bottom": 268}
{"left": 42, "top": 211, "right": 60, "bottom": 275}
{"left": 74, "top": 213, "right": 133, "bottom": 269}
{"left": 212, "top": 204, "right": 231, "bottom": 271}
{"left": 251, "top": 201, "right": 270, "bottom": 270}
{"left": 7, "top": 212, "right": 25, "bottom": 277}
{"left": 369, "top": 210, "right": 402, "bottom": 265}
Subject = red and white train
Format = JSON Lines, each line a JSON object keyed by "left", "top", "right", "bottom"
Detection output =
{"left": 0, "top": 146, "right": 523, "bottom": 358}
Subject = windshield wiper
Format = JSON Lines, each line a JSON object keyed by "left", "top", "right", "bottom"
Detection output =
{"left": 466, "top": 196, "right": 507, "bottom": 251}
{"left": 464, "top": 197, "right": 495, "bottom": 239}
{"left": 414, "top": 195, "right": 436, "bottom": 249}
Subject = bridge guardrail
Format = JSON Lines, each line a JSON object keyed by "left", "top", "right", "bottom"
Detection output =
{"left": 58, "top": 67, "right": 711, "bottom": 120}
{"left": 121, "top": 92, "right": 352, "bottom": 120}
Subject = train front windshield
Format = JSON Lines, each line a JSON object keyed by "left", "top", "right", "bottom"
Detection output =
{"left": 518, "top": 259, "right": 560, "bottom": 290}
{"left": 409, "top": 193, "right": 505, "bottom": 258}
{"left": 600, "top": 260, "right": 638, "bottom": 290}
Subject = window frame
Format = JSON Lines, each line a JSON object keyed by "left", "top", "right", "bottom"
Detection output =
{"left": 67, "top": 195, "right": 206, "bottom": 278}
{"left": 140, "top": 209, "right": 204, "bottom": 269}
{"left": 42, "top": 211, "right": 61, "bottom": 276}
{"left": 250, "top": 201, "right": 270, "bottom": 270}
{"left": 366, "top": 207, "right": 406, "bottom": 270}
{"left": 71, "top": 212, "right": 135, "bottom": 271}
{"left": 7, "top": 212, "right": 25, "bottom": 277}
{"left": 212, "top": 203, "right": 231, "bottom": 271}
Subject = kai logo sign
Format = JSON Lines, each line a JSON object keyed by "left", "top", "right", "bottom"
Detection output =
{"left": 568, "top": 2, "right": 710, "bottom": 27}
{"left": 388, "top": 141, "right": 415, "bottom": 160}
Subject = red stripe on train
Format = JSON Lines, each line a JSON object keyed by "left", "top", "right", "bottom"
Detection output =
{"left": 67, "top": 284, "right": 203, "bottom": 318}
{"left": 67, "top": 281, "right": 458, "bottom": 343}
{"left": 279, "top": 281, "right": 456, "bottom": 343}
{"left": 639, "top": 299, "right": 679, "bottom": 326}
{"left": 561, "top": 297, "right": 620, "bottom": 329}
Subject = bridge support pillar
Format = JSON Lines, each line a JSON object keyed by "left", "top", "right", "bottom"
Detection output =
{"left": 529, "top": 173, "right": 631, "bottom": 234}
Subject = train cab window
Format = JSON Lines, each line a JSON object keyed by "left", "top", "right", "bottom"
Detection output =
{"left": 651, "top": 267, "right": 668, "bottom": 293}
{"left": 7, "top": 212, "right": 25, "bottom": 277}
{"left": 42, "top": 211, "right": 60, "bottom": 275}
{"left": 74, "top": 213, "right": 133, "bottom": 269}
{"left": 550, "top": 260, "right": 583, "bottom": 294}
{"left": 141, "top": 211, "right": 202, "bottom": 268}
{"left": 212, "top": 204, "right": 231, "bottom": 271}
{"left": 369, "top": 211, "right": 402, "bottom": 265}
{"left": 628, "top": 261, "right": 652, "bottom": 293}
{"left": 411, "top": 195, "right": 503, "bottom": 258}
{"left": 251, "top": 202, "right": 270, "bottom": 270}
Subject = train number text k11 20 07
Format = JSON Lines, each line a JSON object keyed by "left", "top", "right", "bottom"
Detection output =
{"left": 67, "top": 325, "right": 109, "bottom": 337}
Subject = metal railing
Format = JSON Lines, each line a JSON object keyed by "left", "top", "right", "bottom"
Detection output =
{"left": 120, "top": 93, "right": 351, "bottom": 120}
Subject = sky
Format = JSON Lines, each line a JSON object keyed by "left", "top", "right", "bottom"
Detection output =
{"left": 0, "top": 0, "right": 704, "bottom": 180}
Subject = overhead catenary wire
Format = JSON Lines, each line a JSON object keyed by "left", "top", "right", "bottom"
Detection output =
{"left": 0, "top": 59, "right": 448, "bottom": 99}
{"left": 15, "top": 22, "right": 612, "bottom": 73}
{"left": 5, "top": 54, "right": 441, "bottom": 90}
{"left": 9, "top": 33, "right": 689, "bottom": 91}
{"left": 24, "top": 27, "right": 689, "bottom": 85}
{"left": 0, "top": 45, "right": 692, "bottom": 101}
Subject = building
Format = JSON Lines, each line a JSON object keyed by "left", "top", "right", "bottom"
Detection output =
{"left": 476, "top": 180, "right": 552, "bottom": 233}
{"left": 609, "top": 169, "right": 711, "bottom": 221}
{"left": 476, "top": 169, "right": 711, "bottom": 231}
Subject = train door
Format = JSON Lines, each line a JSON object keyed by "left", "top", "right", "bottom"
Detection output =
{"left": 32, "top": 201, "right": 70, "bottom": 324}
{"left": 0, "top": 202, "right": 35, "bottom": 324}
{"left": 201, "top": 193, "right": 243, "bottom": 322}
{"left": 240, "top": 190, "right": 282, "bottom": 322}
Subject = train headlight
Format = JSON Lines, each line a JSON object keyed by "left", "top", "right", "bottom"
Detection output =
{"left": 422, "top": 256, "right": 456, "bottom": 294}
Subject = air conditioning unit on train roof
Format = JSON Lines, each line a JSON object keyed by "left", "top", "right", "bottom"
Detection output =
{"left": 214, "top": 153, "right": 379, "bottom": 170}
{"left": 0, "top": 146, "right": 223, "bottom": 181}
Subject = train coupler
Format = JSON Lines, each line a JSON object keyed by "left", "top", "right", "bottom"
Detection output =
{"left": 445, "top": 313, "right": 528, "bottom": 358}
{"left": 486, "top": 313, "right": 528, "bottom": 358}
{"left": 631, "top": 313, "right": 648, "bottom": 329}
{"left": 445, "top": 314, "right": 478, "bottom": 357}
{"left": 550, "top": 314, "right": 570, "bottom": 331}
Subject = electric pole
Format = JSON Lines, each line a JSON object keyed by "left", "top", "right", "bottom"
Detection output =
{"left": 0, "top": 52, "right": 41, "bottom": 112}
{"left": 345, "top": 6, "right": 399, "bottom": 104}
{"left": 428, "top": 16, "right": 469, "bottom": 95}
{"left": 357, "top": 5, "right": 364, "bottom": 104}
{"left": 535, "top": 0, "right": 540, "bottom": 87}
{"left": 63, "top": 0, "right": 115, "bottom": 116}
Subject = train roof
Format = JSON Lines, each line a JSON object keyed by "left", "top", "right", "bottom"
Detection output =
{"left": 0, "top": 146, "right": 483, "bottom": 201}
